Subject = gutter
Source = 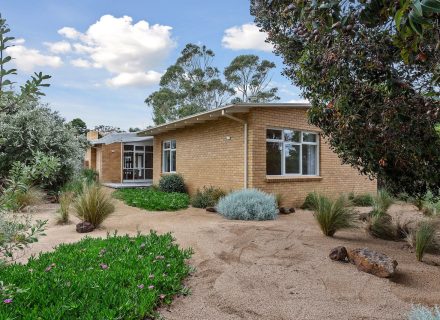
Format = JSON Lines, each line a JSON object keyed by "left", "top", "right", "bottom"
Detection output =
{"left": 222, "top": 110, "right": 248, "bottom": 189}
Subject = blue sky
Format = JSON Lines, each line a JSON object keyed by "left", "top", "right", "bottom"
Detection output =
{"left": 3, "top": 1, "right": 304, "bottom": 130}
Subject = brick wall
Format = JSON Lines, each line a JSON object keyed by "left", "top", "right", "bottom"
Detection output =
{"left": 153, "top": 116, "right": 247, "bottom": 194}
{"left": 98, "top": 143, "right": 122, "bottom": 183}
{"left": 248, "top": 107, "right": 377, "bottom": 206}
{"left": 152, "top": 107, "right": 377, "bottom": 206}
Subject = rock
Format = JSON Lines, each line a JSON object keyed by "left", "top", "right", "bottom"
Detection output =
{"left": 347, "top": 248, "right": 398, "bottom": 278}
{"left": 329, "top": 246, "right": 348, "bottom": 261}
{"left": 279, "top": 207, "right": 295, "bottom": 214}
{"left": 76, "top": 221, "right": 95, "bottom": 233}
{"left": 206, "top": 207, "right": 217, "bottom": 213}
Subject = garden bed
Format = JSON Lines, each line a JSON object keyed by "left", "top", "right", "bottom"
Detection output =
{"left": 0, "top": 232, "right": 192, "bottom": 319}
{"left": 114, "top": 188, "right": 190, "bottom": 211}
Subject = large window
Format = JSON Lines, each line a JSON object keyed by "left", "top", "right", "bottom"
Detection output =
{"left": 162, "top": 140, "right": 176, "bottom": 173}
{"left": 123, "top": 144, "right": 153, "bottom": 181}
{"left": 266, "top": 129, "right": 319, "bottom": 176}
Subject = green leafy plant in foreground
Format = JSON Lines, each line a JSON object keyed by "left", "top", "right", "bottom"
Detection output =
{"left": 0, "top": 232, "right": 193, "bottom": 319}
{"left": 114, "top": 188, "right": 190, "bottom": 211}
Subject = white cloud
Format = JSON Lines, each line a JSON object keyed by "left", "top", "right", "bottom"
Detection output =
{"left": 70, "top": 58, "right": 92, "bottom": 68}
{"left": 106, "top": 71, "right": 162, "bottom": 88}
{"left": 222, "top": 23, "right": 273, "bottom": 52}
{"left": 288, "top": 98, "right": 310, "bottom": 104}
{"left": 44, "top": 40, "right": 72, "bottom": 54}
{"left": 12, "top": 38, "right": 25, "bottom": 45}
{"left": 58, "top": 15, "right": 175, "bottom": 87}
{"left": 5, "top": 40, "right": 63, "bottom": 72}
{"left": 58, "top": 27, "right": 81, "bottom": 39}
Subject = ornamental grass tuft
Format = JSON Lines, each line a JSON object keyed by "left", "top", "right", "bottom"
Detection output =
{"left": 0, "top": 232, "right": 193, "bottom": 319}
{"left": 74, "top": 182, "right": 115, "bottom": 227}
{"left": 415, "top": 221, "right": 438, "bottom": 262}
{"left": 312, "top": 194, "right": 357, "bottom": 237}
{"left": 216, "top": 188, "right": 278, "bottom": 221}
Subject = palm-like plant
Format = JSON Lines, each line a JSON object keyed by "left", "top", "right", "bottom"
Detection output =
{"left": 74, "top": 182, "right": 115, "bottom": 227}
{"left": 313, "top": 194, "right": 357, "bottom": 236}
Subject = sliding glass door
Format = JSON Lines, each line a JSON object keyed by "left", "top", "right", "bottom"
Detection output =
{"left": 123, "top": 144, "right": 153, "bottom": 182}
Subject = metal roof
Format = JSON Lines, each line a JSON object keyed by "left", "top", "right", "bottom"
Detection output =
{"left": 90, "top": 132, "right": 153, "bottom": 145}
{"left": 138, "top": 103, "right": 311, "bottom": 136}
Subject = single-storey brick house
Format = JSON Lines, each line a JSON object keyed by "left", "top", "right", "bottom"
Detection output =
{"left": 85, "top": 103, "right": 376, "bottom": 205}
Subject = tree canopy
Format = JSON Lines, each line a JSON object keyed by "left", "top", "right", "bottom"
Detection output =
{"left": 0, "top": 14, "right": 86, "bottom": 188}
{"left": 145, "top": 43, "right": 279, "bottom": 124}
{"left": 68, "top": 118, "right": 88, "bottom": 135}
{"left": 252, "top": 0, "right": 440, "bottom": 197}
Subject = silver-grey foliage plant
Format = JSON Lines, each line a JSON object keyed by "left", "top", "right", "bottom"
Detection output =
{"left": 408, "top": 305, "right": 440, "bottom": 320}
{"left": 216, "top": 188, "right": 278, "bottom": 221}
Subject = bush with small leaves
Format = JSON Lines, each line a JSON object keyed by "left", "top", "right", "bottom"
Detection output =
{"left": 312, "top": 194, "right": 357, "bottom": 237}
{"left": 159, "top": 174, "right": 186, "bottom": 194}
{"left": 408, "top": 305, "right": 440, "bottom": 320}
{"left": 74, "top": 182, "right": 115, "bottom": 227}
{"left": 191, "top": 186, "right": 226, "bottom": 208}
{"left": 217, "top": 189, "right": 278, "bottom": 221}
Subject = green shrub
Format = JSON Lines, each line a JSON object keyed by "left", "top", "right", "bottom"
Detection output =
{"left": 408, "top": 305, "right": 440, "bottom": 320}
{"left": 216, "top": 189, "right": 278, "bottom": 221}
{"left": 158, "top": 174, "right": 186, "bottom": 193}
{"left": 74, "top": 182, "right": 115, "bottom": 227}
{"left": 419, "top": 191, "right": 440, "bottom": 216}
{"left": 191, "top": 186, "right": 226, "bottom": 208}
{"left": 275, "top": 193, "right": 283, "bottom": 207}
{"left": 61, "top": 169, "right": 99, "bottom": 195}
{"left": 348, "top": 192, "right": 374, "bottom": 206}
{"left": 1, "top": 184, "right": 44, "bottom": 212}
{"left": 57, "top": 192, "right": 74, "bottom": 224}
{"left": 415, "top": 221, "right": 437, "bottom": 262}
{"left": 0, "top": 210, "right": 46, "bottom": 263}
{"left": 80, "top": 168, "right": 99, "bottom": 183}
{"left": 312, "top": 194, "right": 357, "bottom": 236}
{"left": 0, "top": 232, "right": 193, "bottom": 319}
{"left": 114, "top": 188, "right": 189, "bottom": 211}
{"left": 300, "top": 192, "right": 320, "bottom": 210}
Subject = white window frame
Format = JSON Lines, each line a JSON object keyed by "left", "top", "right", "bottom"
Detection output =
{"left": 162, "top": 140, "right": 176, "bottom": 173}
{"left": 266, "top": 128, "right": 319, "bottom": 176}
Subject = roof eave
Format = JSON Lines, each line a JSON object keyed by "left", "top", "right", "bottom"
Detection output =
{"left": 139, "top": 103, "right": 311, "bottom": 136}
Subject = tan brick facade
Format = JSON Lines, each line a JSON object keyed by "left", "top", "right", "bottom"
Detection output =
{"left": 153, "top": 107, "right": 377, "bottom": 206}
{"left": 153, "top": 116, "right": 246, "bottom": 194}
{"left": 247, "top": 108, "right": 377, "bottom": 206}
{"left": 94, "top": 143, "right": 122, "bottom": 183}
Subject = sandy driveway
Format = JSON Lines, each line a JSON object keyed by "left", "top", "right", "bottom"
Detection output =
{"left": 20, "top": 196, "right": 440, "bottom": 320}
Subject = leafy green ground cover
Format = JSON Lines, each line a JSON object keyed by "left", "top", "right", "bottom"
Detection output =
{"left": 0, "top": 232, "right": 193, "bottom": 319}
{"left": 114, "top": 188, "right": 189, "bottom": 211}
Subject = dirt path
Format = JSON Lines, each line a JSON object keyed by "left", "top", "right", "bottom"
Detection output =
{"left": 20, "top": 197, "right": 440, "bottom": 320}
